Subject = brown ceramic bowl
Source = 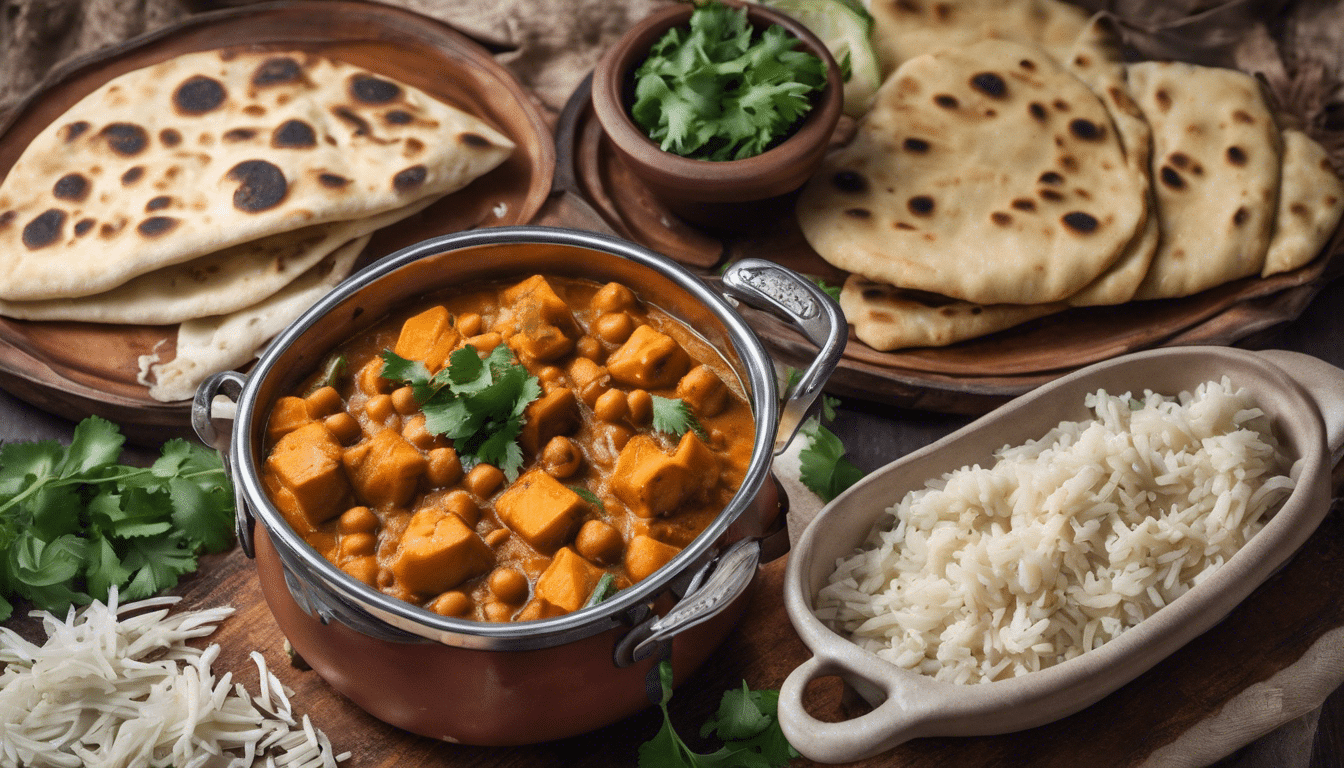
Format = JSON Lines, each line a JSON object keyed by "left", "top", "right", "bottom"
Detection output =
{"left": 193, "top": 226, "right": 847, "bottom": 745}
{"left": 590, "top": 1, "right": 843, "bottom": 232}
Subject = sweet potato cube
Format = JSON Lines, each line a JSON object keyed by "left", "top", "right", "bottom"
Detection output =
{"left": 342, "top": 429, "right": 427, "bottom": 508}
{"left": 394, "top": 305, "right": 460, "bottom": 371}
{"left": 675, "top": 365, "right": 731, "bottom": 418}
{"left": 265, "top": 422, "right": 348, "bottom": 529}
{"left": 497, "top": 276, "right": 577, "bottom": 365}
{"left": 266, "top": 396, "right": 311, "bottom": 444}
{"left": 391, "top": 508, "right": 493, "bottom": 596}
{"left": 533, "top": 546, "right": 605, "bottom": 614}
{"left": 625, "top": 535, "right": 682, "bottom": 582}
{"left": 495, "top": 469, "right": 586, "bottom": 553}
{"left": 605, "top": 325, "right": 690, "bottom": 389}
{"left": 611, "top": 433, "right": 719, "bottom": 518}
{"left": 520, "top": 387, "right": 580, "bottom": 455}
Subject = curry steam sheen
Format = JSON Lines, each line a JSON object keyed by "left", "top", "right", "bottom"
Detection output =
{"left": 260, "top": 274, "right": 754, "bottom": 622}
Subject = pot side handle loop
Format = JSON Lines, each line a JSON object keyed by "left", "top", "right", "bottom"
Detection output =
{"left": 1256, "top": 349, "right": 1344, "bottom": 468}
{"left": 192, "top": 371, "right": 254, "bottom": 557}
{"left": 627, "top": 537, "right": 760, "bottom": 663}
{"left": 778, "top": 651, "right": 924, "bottom": 764}
{"left": 719, "top": 259, "right": 846, "bottom": 456}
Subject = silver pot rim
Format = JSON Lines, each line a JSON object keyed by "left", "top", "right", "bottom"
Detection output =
{"left": 214, "top": 225, "right": 834, "bottom": 651}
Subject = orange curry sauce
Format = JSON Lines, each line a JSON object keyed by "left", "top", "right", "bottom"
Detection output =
{"left": 261, "top": 275, "right": 754, "bottom": 622}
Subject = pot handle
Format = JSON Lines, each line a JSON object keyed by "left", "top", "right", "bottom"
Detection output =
{"left": 615, "top": 537, "right": 760, "bottom": 666}
{"left": 718, "top": 259, "right": 847, "bottom": 455}
{"left": 191, "top": 371, "right": 254, "bottom": 557}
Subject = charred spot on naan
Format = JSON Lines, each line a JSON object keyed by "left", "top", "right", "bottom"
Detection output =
{"left": 53, "top": 174, "right": 90, "bottom": 202}
{"left": 173, "top": 75, "right": 227, "bottom": 115}
{"left": 228, "top": 160, "right": 289, "bottom": 212}
{"left": 22, "top": 209, "right": 66, "bottom": 249}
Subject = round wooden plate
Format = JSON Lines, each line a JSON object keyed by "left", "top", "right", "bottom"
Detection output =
{"left": 561, "top": 77, "right": 1344, "bottom": 414}
{"left": 0, "top": 0, "right": 555, "bottom": 442}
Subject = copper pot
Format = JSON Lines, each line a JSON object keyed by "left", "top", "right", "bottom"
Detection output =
{"left": 193, "top": 226, "right": 845, "bottom": 744}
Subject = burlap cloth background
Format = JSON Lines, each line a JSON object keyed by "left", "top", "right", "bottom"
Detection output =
{"left": 2, "top": 0, "right": 1343, "bottom": 765}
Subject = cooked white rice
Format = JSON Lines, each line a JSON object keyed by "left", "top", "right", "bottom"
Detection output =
{"left": 0, "top": 589, "right": 350, "bottom": 768}
{"left": 814, "top": 378, "right": 1297, "bottom": 685}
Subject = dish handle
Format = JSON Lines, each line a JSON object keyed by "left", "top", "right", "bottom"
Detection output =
{"left": 717, "top": 258, "right": 847, "bottom": 455}
{"left": 192, "top": 370, "right": 253, "bottom": 556}
{"left": 778, "top": 642, "right": 932, "bottom": 764}
{"left": 1256, "top": 349, "right": 1344, "bottom": 468}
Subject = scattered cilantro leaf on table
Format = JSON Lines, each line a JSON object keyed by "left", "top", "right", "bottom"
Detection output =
{"left": 631, "top": 0, "right": 827, "bottom": 161}
{"left": 639, "top": 661, "right": 799, "bottom": 768}
{"left": 797, "top": 394, "right": 864, "bottom": 502}
{"left": 0, "top": 416, "right": 234, "bottom": 621}
{"left": 381, "top": 344, "right": 542, "bottom": 481}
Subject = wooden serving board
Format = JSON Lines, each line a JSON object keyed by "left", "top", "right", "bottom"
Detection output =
{"left": 8, "top": 495, "right": 1342, "bottom": 767}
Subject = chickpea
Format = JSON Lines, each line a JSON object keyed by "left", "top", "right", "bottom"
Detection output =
{"left": 304, "top": 386, "right": 343, "bottom": 419}
{"left": 465, "top": 332, "right": 502, "bottom": 354}
{"left": 324, "top": 412, "right": 361, "bottom": 445}
{"left": 541, "top": 436, "right": 583, "bottom": 479}
{"left": 466, "top": 463, "right": 505, "bottom": 498}
{"left": 365, "top": 393, "right": 395, "bottom": 423}
{"left": 338, "top": 506, "right": 378, "bottom": 534}
{"left": 594, "top": 312, "right": 634, "bottom": 345}
{"left": 426, "top": 447, "right": 463, "bottom": 487}
{"left": 338, "top": 532, "right": 376, "bottom": 559}
{"left": 441, "top": 490, "right": 480, "bottom": 527}
{"left": 456, "top": 313, "right": 483, "bottom": 337}
{"left": 575, "top": 336, "right": 603, "bottom": 362}
{"left": 592, "top": 282, "right": 637, "bottom": 313}
{"left": 575, "top": 520, "right": 623, "bottom": 565}
{"left": 568, "top": 357, "right": 610, "bottom": 406}
{"left": 376, "top": 568, "right": 395, "bottom": 589}
{"left": 536, "top": 365, "right": 565, "bottom": 385}
{"left": 391, "top": 385, "right": 419, "bottom": 415}
{"left": 488, "top": 568, "right": 529, "bottom": 604}
{"left": 402, "top": 414, "right": 438, "bottom": 450}
{"left": 341, "top": 556, "right": 378, "bottom": 586}
{"left": 593, "top": 388, "right": 628, "bottom": 423}
{"left": 597, "top": 423, "right": 633, "bottom": 456}
{"left": 429, "top": 591, "right": 471, "bottom": 617}
{"left": 485, "top": 528, "right": 511, "bottom": 548}
{"left": 626, "top": 389, "right": 653, "bottom": 426}
{"left": 483, "top": 601, "right": 514, "bottom": 622}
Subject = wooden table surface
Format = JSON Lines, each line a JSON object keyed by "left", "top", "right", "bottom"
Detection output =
{"left": 3, "top": 274, "right": 1344, "bottom": 767}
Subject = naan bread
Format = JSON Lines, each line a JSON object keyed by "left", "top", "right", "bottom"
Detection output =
{"left": 139, "top": 234, "right": 369, "bottom": 403}
{"left": 0, "top": 197, "right": 433, "bottom": 324}
{"left": 1059, "top": 18, "right": 1160, "bottom": 307}
{"left": 1261, "top": 129, "right": 1344, "bottom": 277}
{"left": 797, "top": 38, "right": 1147, "bottom": 305}
{"left": 869, "top": 0, "right": 1093, "bottom": 78}
{"left": 1128, "top": 61, "right": 1282, "bottom": 300}
{"left": 840, "top": 275, "right": 1064, "bottom": 350}
{"left": 0, "top": 48, "right": 514, "bottom": 301}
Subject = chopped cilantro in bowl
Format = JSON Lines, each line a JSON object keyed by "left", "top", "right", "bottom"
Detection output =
{"left": 629, "top": 0, "right": 828, "bottom": 161}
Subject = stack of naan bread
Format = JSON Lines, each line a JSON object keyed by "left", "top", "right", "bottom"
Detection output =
{"left": 795, "top": 0, "right": 1344, "bottom": 351}
{"left": 0, "top": 48, "right": 515, "bottom": 400}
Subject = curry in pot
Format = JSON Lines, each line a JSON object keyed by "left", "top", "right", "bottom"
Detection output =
{"left": 260, "top": 274, "right": 754, "bottom": 622}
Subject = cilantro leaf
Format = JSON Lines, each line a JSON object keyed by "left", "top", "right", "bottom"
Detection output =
{"left": 638, "top": 661, "right": 798, "bottom": 768}
{"left": 651, "top": 395, "right": 707, "bottom": 440}
{"left": 631, "top": 1, "right": 826, "bottom": 161}
{"left": 382, "top": 343, "right": 542, "bottom": 481}
{"left": 0, "top": 416, "right": 234, "bottom": 621}
{"left": 797, "top": 396, "right": 864, "bottom": 503}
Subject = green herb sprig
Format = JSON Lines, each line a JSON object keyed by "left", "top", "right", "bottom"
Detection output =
{"left": 651, "top": 395, "right": 708, "bottom": 440}
{"left": 381, "top": 344, "right": 542, "bottom": 481}
{"left": 639, "top": 661, "right": 798, "bottom": 767}
{"left": 797, "top": 394, "right": 864, "bottom": 502}
{"left": 631, "top": 1, "right": 827, "bottom": 161}
{"left": 0, "top": 416, "right": 234, "bottom": 621}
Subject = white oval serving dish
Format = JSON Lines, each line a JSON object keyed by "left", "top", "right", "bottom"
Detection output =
{"left": 778, "top": 346, "right": 1344, "bottom": 763}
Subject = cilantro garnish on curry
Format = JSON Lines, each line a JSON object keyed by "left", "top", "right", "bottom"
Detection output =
{"left": 630, "top": 0, "right": 827, "bottom": 160}
{"left": 261, "top": 274, "right": 755, "bottom": 622}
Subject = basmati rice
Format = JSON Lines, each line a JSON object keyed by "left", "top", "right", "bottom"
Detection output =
{"left": 0, "top": 588, "right": 350, "bottom": 768}
{"left": 814, "top": 378, "right": 1297, "bottom": 684}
